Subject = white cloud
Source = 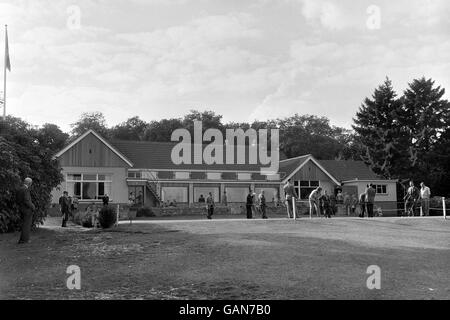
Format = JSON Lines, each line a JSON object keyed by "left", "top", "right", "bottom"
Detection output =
{"left": 2, "top": 0, "right": 449, "bottom": 131}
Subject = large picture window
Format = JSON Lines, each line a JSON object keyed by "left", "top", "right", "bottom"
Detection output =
{"left": 194, "top": 187, "right": 219, "bottom": 202}
{"left": 161, "top": 187, "right": 188, "bottom": 203}
{"left": 225, "top": 187, "right": 249, "bottom": 202}
{"left": 294, "top": 180, "right": 319, "bottom": 200}
{"left": 255, "top": 188, "right": 278, "bottom": 202}
{"left": 66, "top": 173, "right": 112, "bottom": 200}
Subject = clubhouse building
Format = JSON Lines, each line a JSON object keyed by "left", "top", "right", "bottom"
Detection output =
{"left": 51, "top": 130, "right": 398, "bottom": 213}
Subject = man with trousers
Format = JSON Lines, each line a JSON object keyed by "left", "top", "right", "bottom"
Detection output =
{"left": 259, "top": 190, "right": 268, "bottom": 219}
{"left": 16, "top": 177, "right": 35, "bottom": 244}
{"left": 319, "top": 190, "right": 331, "bottom": 218}
{"left": 283, "top": 179, "right": 298, "bottom": 218}
{"left": 206, "top": 192, "right": 214, "bottom": 219}
{"left": 102, "top": 194, "right": 110, "bottom": 206}
{"left": 420, "top": 182, "right": 431, "bottom": 216}
{"left": 309, "top": 187, "right": 322, "bottom": 218}
{"left": 359, "top": 191, "right": 366, "bottom": 218}
{"left": 404, "top": 181, "right": 420, "bottom": 217}
{"left": 246, "top": 191, "right": 254, "bottom": 219}
{"left": 365, "top": 184, "right": 376, "bottom": 218}
{"left": 59, "top": 191, "right": 71, "bottom": 227}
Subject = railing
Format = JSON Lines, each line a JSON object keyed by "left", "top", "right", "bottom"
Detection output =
{"left": 281, "top": 197, "right": 448, "bottom": 219}
{"left": 144, "top": 171, "right": 162, "bottom": 205}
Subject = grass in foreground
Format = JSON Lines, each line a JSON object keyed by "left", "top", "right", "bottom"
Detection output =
{"left": 0, "top": 217, "right": 449, "bottom": 299}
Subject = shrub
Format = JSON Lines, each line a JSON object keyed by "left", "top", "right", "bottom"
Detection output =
{"left": 99, "top": 205, "right": 117, "bottom": 229}
{"left": 136, "top": 206, "right": 155, "bottom": 217}
{"left": 73, "top": 211, "right": 95, "bottom": 228}
{"left": 0, "top": 117, "right": 64, "bottom": 233}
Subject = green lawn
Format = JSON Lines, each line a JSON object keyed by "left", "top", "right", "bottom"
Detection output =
{"left": 0, "top": 216, "right": 449, "bottom": 299}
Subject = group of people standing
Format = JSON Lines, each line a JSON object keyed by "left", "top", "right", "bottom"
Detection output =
{"left": 283, "top": 179, "right": 335, "bottom": 218}
{"left": 283, "top": 179, "right": 380, "bottom": 218}
{"left": 58, "top": 191, "right": 79, "bottom": 227}
{"left": 199, "top": 190, "right": 268, "bottom": 220}
{"left": 357, "top": 184, "right": 376, "bottom": 218}
{"left": 245, "top": 190, "right": 268, "bottom": 219}
{"left": 404, "top": 181, "right": 431, "bottom": 216}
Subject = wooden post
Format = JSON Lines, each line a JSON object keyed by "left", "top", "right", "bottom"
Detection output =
{"left": 309, "top": 201, "right": 312, "bottom": 219}
{"left": 116, "top": 204, "right": 120, "bottom": 226}
{"left": 443, "top": 197, "right": 447, "bottom": 220}
{"left": 292, "top": 198, "right": 296, "bottom": 220}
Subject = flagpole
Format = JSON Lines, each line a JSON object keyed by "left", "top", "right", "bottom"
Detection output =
{"left": 3, "top": 24, "right": 7, "bottom": 121}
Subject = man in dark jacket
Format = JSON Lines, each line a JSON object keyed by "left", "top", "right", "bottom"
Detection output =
{"left": 359, "top": 191, "right": 366, "bottom": 218}
{"left": 102, "top": 194, "right": 110, "bottom": 206}
{"left": 246, "top": 192, "right": 253, "bottom": 219}
{"left": 404, "top": 181, "right": 420, "bottom": 217}
{"left": 365, "top": 184, "right": 376, "bottom": 218}
{"left": 16, "top": 177, "right": 35, "bottom": 244}
{"left": 206, "top": 192, "right": 215, "bottom": 219}
{"left": 59, "top": 191, "right": 71, "bottom": 227}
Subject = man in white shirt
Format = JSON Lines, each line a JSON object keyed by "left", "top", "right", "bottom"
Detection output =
{"left": 309, "top": 187, "right": 322, "bottom": 218}
{"left": 420, "top": 182, "right": 431, "bottom": 216}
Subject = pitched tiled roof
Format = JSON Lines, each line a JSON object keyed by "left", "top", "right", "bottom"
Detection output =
{"left": 279, "top": 155, "right": 310, "bottom": 178}
{"left": 317, "top": 160, "right": 380, "bottom": 182}
{"left": 111, "top": 140, "right": 268, "bottom": 172}
{"left": 279, "top": 155, "right": 380, "bottom": 183}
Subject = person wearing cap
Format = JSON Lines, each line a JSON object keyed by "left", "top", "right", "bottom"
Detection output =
{"left": 16, "top": 177, "right": 35, "bottom": 244}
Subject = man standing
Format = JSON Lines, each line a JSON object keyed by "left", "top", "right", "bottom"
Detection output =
{"left": 251, "top": 191, "right": 259, "bottom": 217}
{"left": 329, "top": 192, "right": 337, "bottom": 216}
{"left": 350, "top": 194, "right": 358, "bottom": 216}
{"left": 283, "top": 179, "right": 298, "bottom": 218}
{"left": 336, "top": 190, "right": 344, "bottom": 204}
{"left": 343, "top": 193, "right": 351, "bottom": 216}
{"left": 102, "top": 194, "right": 110, "bottom": 206}
{"left": 222, "top": 191, "right": 228, "bottom": 206}
{"left": 16, "top": 178, "right": 35, "bottom": 244}
{"left": 404, "top": 181, "right": 420, "bottom": 217}
{"left": 319, "top": 190, "right": 331, "bottom": 218}
{"left": 309, "top": 187, "right": 322, "bottom": 218}
{"left": 206, "top": 192, "right": 214, "bottom": 219}
{"left": 359, "top": 191, "right": 366, "bottom": 218}
{"left": 246, "top": 191, "right": 253, "bottom": 219}
{"left": 259, "top": 190, "right": 268, "bottom": 219}
{"left": 59, "top": 191, "right": 71, "bottom": 227}
{"left": 420, "top": 182, "right": 431, "bottom": 216}
{"left": 365, "top": 184, "right": 376, "bottom": 218}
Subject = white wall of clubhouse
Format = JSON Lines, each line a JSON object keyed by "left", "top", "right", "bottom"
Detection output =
{"left": 51, "top": 167, "right": 128, "bottom": 204}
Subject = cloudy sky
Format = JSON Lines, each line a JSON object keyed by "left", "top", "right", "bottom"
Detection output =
{"left": 1, "top": 0, "right": 449, "bottom": 132}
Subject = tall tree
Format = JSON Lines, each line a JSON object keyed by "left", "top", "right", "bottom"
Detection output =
{"left": 37, "top": 123, "right": 69, "bottom": 152}
{"left": 352, "top": 78, "right": 408, "bottom": 178}
{"left": 401, "top": 77, "right": 450, "bottom": 173}
{"left": 144, "top": 118, "right": 183, "bottom": 142}
{"left": 70, "top": 112, "right": 110, "bottom": 138}
{"left": 110, "top": 116, "right": 149, "bottom": 141}
{"left": 182, "top": 110, "right": 224, "bottom": 135}
{"left": 277, "top": 114, "right": 345, "bottom": 160}
{"left": 401, "top": 77, "right": 450, "bottom": 193}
